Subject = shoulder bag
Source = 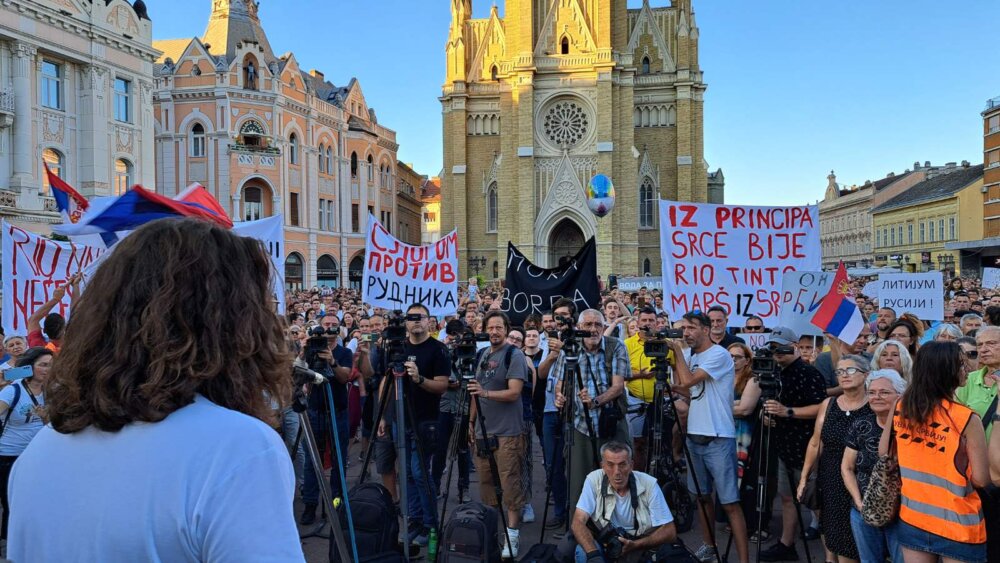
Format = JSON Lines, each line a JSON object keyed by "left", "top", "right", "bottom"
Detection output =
{"left": 861, "top": 424, "right": 901, "bottom": 527}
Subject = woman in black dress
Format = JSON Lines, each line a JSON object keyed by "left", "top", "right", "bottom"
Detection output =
{"left": 798, "top": 354, "right": 873, "bottom": 562}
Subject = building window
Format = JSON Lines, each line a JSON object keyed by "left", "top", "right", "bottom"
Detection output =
{"left": 890, "top": 227, "right": 895, "bottom": 246}
{"left": 351, "top": 152, "right": 358, "bottom": 177}
{"left": 288, "top": 133, "right": 298, "bottom": 165}
{"left": 919, "top": 222, "right": 925, "bottom": 242}
{"left": 950, "top": 217, "right": 956, "bottom": 240}
{"left": 493, "top": 261, "right": 499, "bottom": 279}
{"left": 327, "top": 200, "right": 336, "bottom": 230}
{"left": 639, "top": 178, "right": 656, "bottom": 228}
{"left": 939, "top": 219, "right": 944, "bottom": 241}
{"left": 424, "top": 211, "right": 437, "bottom": 223}
{"left": 367, "top": 155, "right": 374, "bottom": 182}
{"left": 191, "top": 123, "right": 206, "bottom": 157}
{"left": 352, "top": 203, "right": 360, "bottom": 232}
{"left": 41, "top": 61, "right": 62, "bottom": 110}
{"left": 876, "top": 229, "right": 881, "bottom": 248}
{"left": 487, "top": 184, "right": 498, "bottom": 232}
{"left": 318, "top": 144, "right": 326, "bottom": 172}
{"left": 908, "top": 224, "right": 913, "bottom": 244}
{"left": 244, "top": 187, "right": 262, "bottom": 221}
{"left": 385, "top": 211, "right": 392, "bottom": 230}
{"left": 290, "top": 192, "right": 300, "bottom": 226}
{"left": 114, "top": 78, "right": 131, "bottom": 122}
{"left": 898, "top": 226, "right": 903, "bottom": 246}
{"left": 928, "top": 221, "right": 935, "bottom": 242}
{"left": 643, "top": 258, "right": 651, "bottom": 275}
{"left": 41, "top": 148, "right": 63, "bottom": 194}
{"left": 990, "top": 115, "right": 1000, "bottom": 134}
{"left": 561, "top": 36, "right": 570, "bottom": 55}
{"left": 326, "top": 147, "right": 333, "bottom": 174}
{"left": 239, "top": 120, "right": 266, "bottom": 147}
{"left": 318, "top": 198, "right": 326, "bottom": 231}
{"left": 641, "top": 56, "right": 650, "bottom": 75}
{"left": 114, "top": 159, "right": 132, "bottom": 195}
{"left": 989, "top": 150, "right": 1000, "bottom": 169}
{"left": 490, "top": 65, "right": 498, "bottom": 81}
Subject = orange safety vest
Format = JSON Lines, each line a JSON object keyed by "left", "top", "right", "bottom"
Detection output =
{"left": 894, "top": 400, "right": 985, "bottom": 544}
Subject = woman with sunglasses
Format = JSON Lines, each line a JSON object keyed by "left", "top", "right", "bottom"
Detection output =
{"left": 729, "top": 343, "right": 759, "bottom": 480}
{"left": 798, "top": 355, "right": 873, "bottom": 563}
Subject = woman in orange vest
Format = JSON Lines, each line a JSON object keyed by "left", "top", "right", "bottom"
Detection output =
{"left": 879, "top": 341, "right": 992, "bottom": 562}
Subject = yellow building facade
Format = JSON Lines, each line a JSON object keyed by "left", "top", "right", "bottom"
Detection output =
{"left": 872, "top": 163, "right": 983, "bottom": 276}
{"left": 152, "top": 0, "right": 400, "bottom": 290}
{"left": 440, "top": 0, "right": 715, "bottom": 278}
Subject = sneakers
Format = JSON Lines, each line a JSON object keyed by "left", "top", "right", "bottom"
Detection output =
{"left": 522, "top": 504, "right": 536, "bottom": 523}
{"left": 501, "top": 528, "right": 520, "bottom": 559}
{"left": 693, "top": 544, "right": 717, "bottom": 562}
{"left": 299, "top": 503, "right": 317, "bottom": 526}
{"left": 758, "top": 541, "right": 799, "bottom": 562}
{"left": 408, "top": 526, "right": 429, "bottom": 547}
{"left": 803, "top": 525, "right": 820, "bottom": 541}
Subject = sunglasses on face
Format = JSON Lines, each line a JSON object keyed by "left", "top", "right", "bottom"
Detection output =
{"left": 835, "top": 367, "right": 868, "bottom": 377}
{"left": 744, "top": 325, "right": 763, "bottom": 332}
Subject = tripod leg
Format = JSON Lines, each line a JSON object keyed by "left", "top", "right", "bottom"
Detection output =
{"left": 471, "top": 393, "right": 514, "bottom": 555}
{"left": 358, "top": 372, "right": 395, "bottom": 484}
{"left": 784, "top": 464, "right": 815, "bottom": 563}
{"left": 439, "top": 385, "right": 472, "bottom": 531}
{"left": 299, "top": 411, "right": 353, "bottom": 562}
{"left": 402, "top": 387, "right": 441, "bottom": 537}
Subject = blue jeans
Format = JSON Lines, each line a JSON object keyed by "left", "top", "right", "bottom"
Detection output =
{"left": 685, "top": 436, "right": 739, "bottom": 505}
{"left": 432, "top": 410, "right": 470, "bottom": 494}
{"left": 543, "top": 412, "right": 567, "bottom": 519}
{"left": 302, "top": 409, "right": 350, "bottom": 505}
{"left": 850, "top": 507, "right": 900, "bottom": 563}
{"left": 404, "top": 420, "right": 439, "bottom": 531}
{"left": 280, "top": 406, "right": 305, "bottom": 487}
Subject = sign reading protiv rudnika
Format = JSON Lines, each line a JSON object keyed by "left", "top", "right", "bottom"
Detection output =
{"left": 658, "top": 201, "right": 821, "bottom": 326}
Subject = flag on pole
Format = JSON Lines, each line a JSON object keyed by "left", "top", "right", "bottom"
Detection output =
{"left": 810, "top": 263, "right": 865, "bottom": 344}
{"left": 45, "top": 163, "right": 89, "bottom": 224}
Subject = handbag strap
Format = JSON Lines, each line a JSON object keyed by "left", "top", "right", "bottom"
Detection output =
{"left": 982, "top": 392, "right": 999, "bottom": 431}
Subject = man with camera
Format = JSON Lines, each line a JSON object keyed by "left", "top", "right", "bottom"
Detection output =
{"left": 467, "top": 310, "right": 529, "bottom": 558}
{"left": 376, "top": 304, "right": 451, "bottom": 546}
{"left": 300, "top": 313, "right": 357, "bottom": 526}
{"left": 758, "top": 327, "right": 828, "bottom": 562}
{"left": 553, "top": 309, "right": 630, "bottom": 511}
{"left": 432, "top": 319, "right": 474, "bottom": 503}
{"left": 623, "top": 307, "right": 662, "bottom": 471}
{"left": 668, "top": 310, "right": 750, "bottom": 563}
{"left": 572, "top": 441, "right": 677, "bottom": 563}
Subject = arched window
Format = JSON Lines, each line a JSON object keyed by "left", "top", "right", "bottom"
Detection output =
{"left": 244, "top": 186, "right": 263, "bottom": 221}
{"left": 490, "top": 65, "right": 498, "bottom": 81}
{"left": 639, "top": 178, "right": 656, "bottom": 228}
{"left": 288, "top": 133, "right": 298, "bottom": 165}
{"left": 351, "top": 152, "right": 358, "bottom": 177}
{"left": 326, "top": 147, "right": 333, "bottom": 174}
{"left": 641, "top": 56, "right": 650, "bottom": 75}
{"left": 191, "top": 123, "right": 206, "bottom": 157}
{"left": 561, "top": 36, "right": 570, "bottom": 55}
{"left": 285, "top": 253, "right": 304, "bottom": 292}
{"left": 487, "top": 183, "right": 498, "bottom": 233}
{"left": 643, "top": 258, "right": 651, "bottom": 275}
{"left": 41, "top": 148, "right": 63, "bottom": 194}
{"left": 318, "top": 143, "right": 326, "bottom": 172}
{"left": 317, "top": 255, "right": 339, "bottom": 288}
{"left": 367, "top": 154, "right": 374, "bottom": 182}
{"left": 239, "top": 120, "right": 265, "bottom": 147}
{"left": 114, "top": 159, "right": 133, "bottom": 196}
{"left": 492, "top": 261, "right": 499, "bottom": 279}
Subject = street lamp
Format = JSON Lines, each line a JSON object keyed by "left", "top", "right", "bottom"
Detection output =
{"left": 468, "top": 255, "right": 487, "bottom": 276}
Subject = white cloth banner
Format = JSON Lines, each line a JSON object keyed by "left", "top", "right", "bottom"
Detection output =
{"left": 658, "top": 201, "right": 821, "bottom": 326}
{"left": 616, "top": 276, "right": 663, "bottom": 291}
{"left": 778, "top": 271, "right": 834, "bottom": 337}
{"left": 3, "top": 217, "right": 286, "bottom": 336}
{"left": 876, "top": 272, "right": 944, "bottom": 321}
{"left": 362, "top": 215, "right": 458, "bottom": 316}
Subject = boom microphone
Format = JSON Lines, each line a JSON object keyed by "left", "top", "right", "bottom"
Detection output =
{"left": 293, "top": 365, "right": 327, "bottom": 385}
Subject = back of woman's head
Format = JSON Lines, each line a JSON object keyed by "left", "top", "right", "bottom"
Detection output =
{"left": 47, "top": 218, "right": 292, "bottom": 433}
{"left": 900, "top": 340, "right": 962, "bottom": 425}
{"left": 15, "top": 347, "right": 52, "bottom": 369}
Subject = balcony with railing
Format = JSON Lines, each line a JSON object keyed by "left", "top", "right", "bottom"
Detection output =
{"left": 986, "top": 96, "right": 1000, "bottom": 112}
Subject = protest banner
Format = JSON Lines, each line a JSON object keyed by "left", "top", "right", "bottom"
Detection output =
{"left": 362, "top": 215, "right": 458, "bottom": 316}
{"left": 658, "top": 201, "right": 821, "bottom": 326}
{"left": 779, "top": 271, "right": 834, "bottom": 336}
{"left": 983, "top": 267, "right": 1000, "bottom": 290}
{"left": 616, "top": 276, "right": 663, "bottom": 292}
{"left": 2, "top": 221, "right": 106, "bottom": 336}
{"left": 501, "top": 238, "right": 600, "bottom": 326}
{"left": 877, "top": 272, "right": 944, "bottom": 321}
{"left": 232, "top": 215, "right": 286, "bottom": 311}
{"left": 861, "top": 280, "right": 880, "bottom": 299}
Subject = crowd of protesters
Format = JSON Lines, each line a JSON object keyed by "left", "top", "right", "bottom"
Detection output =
{"left": 7, "top": 251, "right": 1000, "bottom": 561}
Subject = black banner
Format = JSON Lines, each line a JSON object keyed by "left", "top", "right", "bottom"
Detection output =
{"left": 500, "top": 238, "right": 600, "bottom": 326}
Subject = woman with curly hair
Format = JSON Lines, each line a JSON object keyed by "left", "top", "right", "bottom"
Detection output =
{"left": 6, "top": 218, "right": 303, "bottom": 562}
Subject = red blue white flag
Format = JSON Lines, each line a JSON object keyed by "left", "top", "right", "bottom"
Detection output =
{"left": 810, "top": 262, "right": 865, "bottom": 344}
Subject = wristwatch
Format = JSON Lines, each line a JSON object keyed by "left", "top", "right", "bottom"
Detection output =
{"left": 416, "top": 375, "right": 425, "bottom": 385}
{"left": 593, "top": 397, "right": 601, "bottom": 410}
{"left": 786, "top": 408, "right": 795, "bottom": 418}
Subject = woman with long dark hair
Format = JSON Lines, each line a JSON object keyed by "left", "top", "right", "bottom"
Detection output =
{"left": 7, "top": 219, "right": 303, "bottom": 562}
{"left": 881, "top": 341, "right": 997, "bottom": 563}
{"left": 729, "top": 342, "right": 759, "bottom": 479}
{"left": 887, "top": 319, "right": 920, "bottom": 357}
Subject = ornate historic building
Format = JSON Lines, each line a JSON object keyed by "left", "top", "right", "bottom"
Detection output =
{"left": 0, "top": 0, "right": 157, "bottom": 230}
{"left": 440, "top": 0, "right": 716, "bottom": 277}
{"left": 153, "top": 0, "right": 400, "bottom": 290}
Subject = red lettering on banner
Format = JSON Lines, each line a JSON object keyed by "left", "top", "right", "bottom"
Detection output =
{"left": 9, "top": 225, "right": 34, "bottom": 276}
{"left": 671, "top": 231, "right": 728, "bottom": 259}
{"left": 668, "top": 205, "right": 698, "bottom": 228}
{"left": 440, "top": 263, "right": 455, "bottom": 284}
{"left": 423, "top": 263, "right": 438, "bottom": 281}
{"left": 748, "top": 233, "right": 807, "bottom": 260}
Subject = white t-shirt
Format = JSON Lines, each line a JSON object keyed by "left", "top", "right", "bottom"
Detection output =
{"left": 683, "top": 345, "right": 736, "bottom": 438}
{"left": 576, "top": 471, "right": 673, "bottom": 536}
{"left": 7, "top": 394, "right": 305, "bottom": 563}
{"left": 0, "top": 381, "right": 44, "bottom": 456}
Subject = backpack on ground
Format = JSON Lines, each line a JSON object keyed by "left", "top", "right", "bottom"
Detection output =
{"left": 440, "top": 501, "right": 501, "bottom": 562}
{"left": 518, "top": 542, "right": 560, "bottom": 562}
{"left": 330, "top": 482, "right": 400, "bottom": 562}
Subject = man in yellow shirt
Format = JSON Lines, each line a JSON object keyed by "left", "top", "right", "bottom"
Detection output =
{"left": 624, "top": 307, "right": 663, "bottom": 471}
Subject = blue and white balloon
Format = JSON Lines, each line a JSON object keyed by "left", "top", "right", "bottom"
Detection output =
{"left": 586, "top": 174, "right": 616, "bottom": 218}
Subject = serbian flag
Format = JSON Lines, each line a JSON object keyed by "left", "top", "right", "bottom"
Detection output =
{"left": 45, "top": 163, "right": 89, "bottom": 224}
{"left": 810, "top": 263, "right": 865, "bottom": 343}
{"left": 54, "top": 183, "right": 232, "bottom": 238}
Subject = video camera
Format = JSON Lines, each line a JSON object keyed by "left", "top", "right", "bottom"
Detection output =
{"left": 382, "top": 310, "right": 411, "bottom": 372}
{"left": 446, "top": 322, "right": 489, "bottom": 378}
{"left": 586, "top": 520, "right": 637, "bottom": 560}
{"left": 641, "top": 327, "right": 683, "bottom": 359}
{"left": 751, "top": 346, "right": 788, "bottom": 400}
{"left": 304, "top": 325, "right": 334, "bottom": 370}
{"left": 554, "top": 315, "right": 594, "bottom": 360}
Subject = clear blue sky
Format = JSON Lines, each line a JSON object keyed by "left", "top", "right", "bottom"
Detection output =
{"left": 149, "top": 1, "right": 999, "bottom": 206}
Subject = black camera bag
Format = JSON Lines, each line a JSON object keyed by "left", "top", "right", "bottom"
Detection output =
{"left": 440, "top": 501, "right": 501, "bottom": 562}
{"left": 330, "top": 482, "right": 399, "bottom": 562}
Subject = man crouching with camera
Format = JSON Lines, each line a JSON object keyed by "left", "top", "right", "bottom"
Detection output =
{"left": 572, "top": 441, "right": 677, "bottom": 563}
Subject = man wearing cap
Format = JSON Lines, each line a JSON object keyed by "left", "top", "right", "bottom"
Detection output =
{"left": 757, "top": 327, "right": 828, "bottom": 562}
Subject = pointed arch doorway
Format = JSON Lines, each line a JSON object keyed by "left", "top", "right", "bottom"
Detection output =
{"left": 549, "top": 218, "right": 585, "bottom": 267}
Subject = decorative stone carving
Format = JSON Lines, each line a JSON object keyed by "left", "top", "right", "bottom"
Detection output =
{"left": 42, "top": 113, "right": 65, "bottom": 143}
{"left": 116, "top": 126, "right": 134, "bottom": 152}
{"left": 107, "top": 5, "right": 140, "bottom": 36}
{"left": 553, "top": 181, "right": 580, "bottom": 205}
{"left": 543, "top": 100, "right": 588, "bottom": 148}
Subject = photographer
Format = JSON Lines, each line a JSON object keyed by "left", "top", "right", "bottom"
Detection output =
{"left": 757, "top": 327, "right": 828, "bottom": 562}
{"left": 468, "top": 311, "right": 528, "bottom": 559}
{"left": 571, "top": 441, "right": 677, "bottom": 563}
{"left": 668, "top": 311, "right": 749, "bottom": 563}
{"left": 377, "top": 304, "right": 450, "bottom": 546}
{"left": 432, "top": 320, "right": 473, "bottom": 504}
{"left": 622, "top": 307, "right": 669, "bottom": 471}
{"left": 553, "top": 309, "right": 630, "bottom": 511}
{"left": 300, "top": 313, "right": 355, "bottom": 526}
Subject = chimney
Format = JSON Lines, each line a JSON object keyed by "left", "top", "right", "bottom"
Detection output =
{"left": 887, "top": 172, "right": 895, "bottom": 178}
{"left": 914, "top": 161, "right": 921, "bottom": 170}
{"left": 925, "top": 161, "right": 931, "bottom": 168}
{"left": 946, "top": 162, "right": 957, "bottom": 169}
{"left": 962, "top": 160, "right": 970, "bottom": 167}
{"left": 310, "top": 69, "right": 324, "bottom": 81}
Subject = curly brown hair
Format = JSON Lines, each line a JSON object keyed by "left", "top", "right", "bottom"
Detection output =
{"left": 46, "top": 218, "right": 292, "bottom": 433}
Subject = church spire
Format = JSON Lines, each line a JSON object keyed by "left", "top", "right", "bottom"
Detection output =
{"left": 446, "top": 0, "right": 471, "bottom": 83}
{"left": 203, "top": 0, "right": 276, "bottom": 63}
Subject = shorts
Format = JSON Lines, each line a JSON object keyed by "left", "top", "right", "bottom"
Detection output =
{"left": 685, "top": 435, "right": 739, "bottom": 505}
{"left": 374, "top": 436, "right": 396, "bottom": 475}
{"left": 895, "top": 519, "right": 987, "bottom": 563}
{"left": 473, "top": 434, "right": 526, "bottom": 512}
{"left": 776, "top": 457, "right": 802, "bottom": 498}
{"left": 625, "top": 393, "right": 648, "bottom": 438}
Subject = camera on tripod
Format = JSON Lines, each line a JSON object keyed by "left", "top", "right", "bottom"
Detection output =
{"left": 304, "top": 325, "right": 332, "bottom": 370}
{"left": 751, "top": 346, "right": 786, "bottom": 400}
{"left": 641, "top": 327, "right": 683, "bottom": 359}
{"left": 382, "top": 310, "right": 410, "bottom": 370}
{"left": 447, "top": 325, "right": 489, "bottom": 379}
